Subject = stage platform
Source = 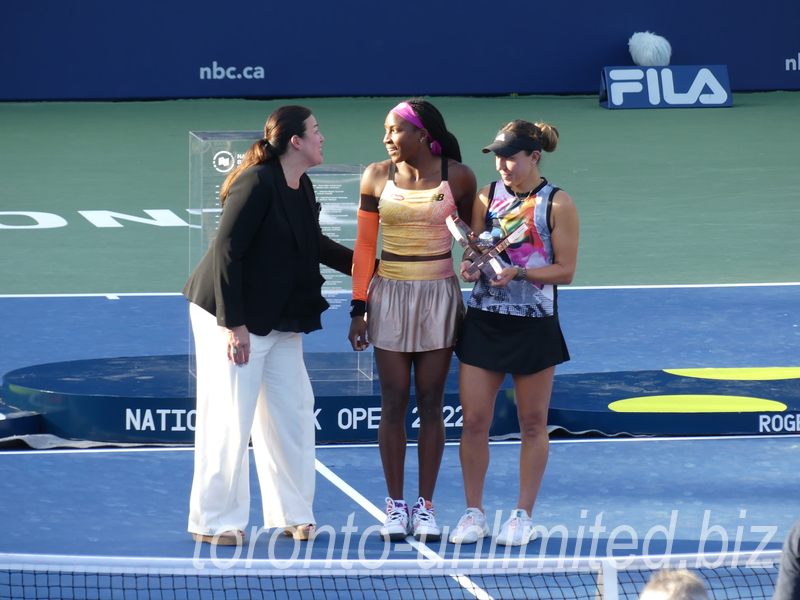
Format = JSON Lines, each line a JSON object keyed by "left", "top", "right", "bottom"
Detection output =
{"left": 2, "top": 355, "right": 798, "bottom": 445}
{"left": 0, "top": 353, "right": 516, "bottom": 445}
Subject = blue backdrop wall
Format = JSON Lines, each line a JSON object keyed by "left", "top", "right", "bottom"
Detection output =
{"left": 2, "top": 0, "right": 798, "bottom": 101}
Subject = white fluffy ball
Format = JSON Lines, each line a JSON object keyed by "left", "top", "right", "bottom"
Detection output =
{"left": 628, "top": 31, "right": 672, "bottom": 66}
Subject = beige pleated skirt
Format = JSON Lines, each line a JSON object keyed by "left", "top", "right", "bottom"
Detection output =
{"left": 367, "top": 275, "right": 465, "bottom": 353}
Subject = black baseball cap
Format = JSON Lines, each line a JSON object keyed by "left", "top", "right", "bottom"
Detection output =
{"left": 482, "top": 130, "right": 543, "bottom": 157}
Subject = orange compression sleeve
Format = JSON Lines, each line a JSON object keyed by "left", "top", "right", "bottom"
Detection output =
{"left": 352, "top": 209, "right": 380, "bottom": 302}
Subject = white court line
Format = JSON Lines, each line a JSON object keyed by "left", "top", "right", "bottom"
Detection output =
{"left": 0, "top": 293, "right": 183, "bottom": 298}
{"left": 4, "top": 433, "right": 800, "bottom": 457}
{"left": 314, "top": 458, "right": 495, "bottom": 600}
{"left": 313, "top": 459, "right": 384, "bottom": 522}
{"left": 550, "top": 433, "right": 800, "bottom": 444}
{"left": 0, "top": 446, "right": 196, "bottom": 456}
{"left": 460, "top": 281, "right": 800, "bottom": 293}
{"left": 0, "top": 282, "right": 799, "bottom": 299}
{"left": 315, "top": 433, "right": 800, "bottom": 450}
{"left": 563, "top": 282, "right": 800, "bottom": 291}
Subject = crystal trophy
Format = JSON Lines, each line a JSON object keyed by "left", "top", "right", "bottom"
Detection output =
{"left": 446, "top": 214, "right": 527, "bottom": 279}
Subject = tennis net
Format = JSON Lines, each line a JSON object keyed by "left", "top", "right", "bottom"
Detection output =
{"left": 0, "top": 550, "right": 781, "bottom": 600}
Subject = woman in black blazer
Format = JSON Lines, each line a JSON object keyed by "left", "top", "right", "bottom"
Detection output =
{"left": 183, "top": 105, "right": 352, "bottom": 545}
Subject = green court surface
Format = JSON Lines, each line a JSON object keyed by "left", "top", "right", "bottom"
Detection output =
{"left": 1, "top": 93, "right": 798, "bottom": 294}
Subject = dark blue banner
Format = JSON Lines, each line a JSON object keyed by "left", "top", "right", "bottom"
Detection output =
{"left": 1, "top": 0, "right": 798, "bottom": 101}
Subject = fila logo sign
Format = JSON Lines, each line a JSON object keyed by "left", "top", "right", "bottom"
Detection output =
{"left": 600, "top": 65, "right": 732, "bottom": 109}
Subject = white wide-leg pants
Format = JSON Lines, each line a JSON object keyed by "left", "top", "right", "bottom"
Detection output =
{"left": 188, "top": 303, "right": 316, "bottom": 535}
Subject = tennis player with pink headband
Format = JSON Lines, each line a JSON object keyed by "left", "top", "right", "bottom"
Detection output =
{"left": 349, "top": 99, "right": 476, "bottom": 542}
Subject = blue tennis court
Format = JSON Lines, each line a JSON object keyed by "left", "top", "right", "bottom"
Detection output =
{"left": 2, "top": 434, "right": 798, "bottom": 559}
{"left": 1, "top": 93, "right": 799, "bottom": 599}
{"left": 0, "top": 435, "right": 796, "bottom": 599}
{"left": 1, "top": 284, "right": 798, "bottom": 599}
{"left": 1, "top": 283, "right": 799, "bottom": 380}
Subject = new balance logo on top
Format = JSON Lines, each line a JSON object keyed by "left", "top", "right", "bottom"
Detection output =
{"left": 600, "top": 65, "right": 732, "bottom": 109}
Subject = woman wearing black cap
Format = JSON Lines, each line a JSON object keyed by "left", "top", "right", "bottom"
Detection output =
{"left": 449, "top": 119, "right": 579, "bottom": 547}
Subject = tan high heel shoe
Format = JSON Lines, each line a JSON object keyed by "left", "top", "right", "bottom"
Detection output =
{"left": 284, "top": 524, "right": 315, "bottom": 541}
{"left": 192, "top": 529, "right": 246, "bottom": 546}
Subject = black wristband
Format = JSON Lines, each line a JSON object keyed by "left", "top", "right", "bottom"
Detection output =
{"left": 350, "top": 299, "right": 367, "bottom": 318}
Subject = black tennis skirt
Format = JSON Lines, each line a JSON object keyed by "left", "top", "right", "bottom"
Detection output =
{"left": 455, "top": 307, "right": 570, "bottom": 375}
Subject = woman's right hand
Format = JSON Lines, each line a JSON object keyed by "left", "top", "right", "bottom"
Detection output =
{"left": 348, "top": 317, "right": 369, "bottom": 351}
{"left": 227, "top": 325, "right": 251, "bottom": 365}
{"left": 460, "top": 261, "right": 480, "bottom": 283}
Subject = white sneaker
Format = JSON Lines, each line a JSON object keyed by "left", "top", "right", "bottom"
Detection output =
{"left": 496, "top": 509, "right": 538, "bottom": 546}
{"left": 411, "top": 497, "right": 441, "bottom": 542}
{"left": 449, "top": 508, "right": 489, "bottom": 544}
{"left": 380, "top": 497, "right": 410, "bottom": 541}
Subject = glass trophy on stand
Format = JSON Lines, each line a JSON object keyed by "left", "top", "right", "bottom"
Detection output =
{"left": 188, "top": 132, "right": 372, "bottom": 393}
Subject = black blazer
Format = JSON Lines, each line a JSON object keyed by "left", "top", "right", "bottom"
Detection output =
{"left": 183, "top": 161, "right": 352, "bottom": 336}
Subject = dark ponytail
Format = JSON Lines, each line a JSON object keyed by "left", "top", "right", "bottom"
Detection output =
{"left": 406, "top": 98, "right": 462, "bottom": 163}
{"left": 220, "top": 105, "right": 312, "bottom": 205}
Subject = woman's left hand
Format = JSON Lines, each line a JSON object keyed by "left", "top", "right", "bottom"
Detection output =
{"left": 459, "top": 261, "right": 480, "bottom": 283}
{"left": 227, "top": 325, "right": 251, "bottom": 365}
{"left": 490, "top": 267, "right": 518, "bottom": 288}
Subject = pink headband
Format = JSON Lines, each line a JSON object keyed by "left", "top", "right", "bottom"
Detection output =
{"left": 390, "top": 102, "right": 442, "bottom": 156}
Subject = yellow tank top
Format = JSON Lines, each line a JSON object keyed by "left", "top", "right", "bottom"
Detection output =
{"left": 377, "top": 159, "right": 457, "bottom": 281}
